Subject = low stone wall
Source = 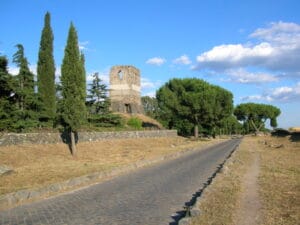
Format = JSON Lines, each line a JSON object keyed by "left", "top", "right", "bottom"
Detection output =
{"left": 0, "top": 130, "right": 177, "bottom": 146}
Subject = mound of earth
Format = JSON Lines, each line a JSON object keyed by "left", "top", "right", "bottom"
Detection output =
{"left": 117, "top": 113, "right": 163, "bottom": 129}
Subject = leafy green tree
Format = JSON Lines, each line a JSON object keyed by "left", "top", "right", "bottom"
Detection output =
{"left": 234, "top": 103, "right": 281, "bottom": 134}
{"left": 0, "top": 56, "right": 17, "bottom": 130}
{"left": 218, "top": 115, "right": 243, "bottom": 135}
{"left": 141, "top": 96, "right": 159, "bottom": 119}
{"left": 61, "top": 23, "right": 86, "bottom": 155}
{"left": 87, "top": 72, "right": 110, "bottom": 114}
{"left": 156, "top": 78, "right": 233, "bottom": 137}
{"left": 0, "top": 56, "right": 13, "bottom": 98}
{"left": 13, "top": 44, "right": 38, "bottom": 131}
{"left": 209, "top": 85, "right": 234, "bottom": 136}
{"left": 37, "top": 12, "right": 56, "bottom": 126}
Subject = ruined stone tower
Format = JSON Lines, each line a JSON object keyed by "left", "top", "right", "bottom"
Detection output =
{"left": 109, "top": 65, "right": 143, "bottom": 114}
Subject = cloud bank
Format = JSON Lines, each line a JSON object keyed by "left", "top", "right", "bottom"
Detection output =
{"left": 242, "top": 82, "right": 300, "bottom": 102}
{"left": 194, "top": 21, "right": 300, "bottom": 102}
{"left": 195, "top": 21, "right": 300, "bottom": 74}
{"left": 173, "top": 55, "right": 192, "bottom": 65}
{"left": 146, "top": 57, "right": 166, "bottom": 66}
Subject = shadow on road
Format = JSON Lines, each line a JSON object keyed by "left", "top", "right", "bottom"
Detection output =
{"left": 169, "top": 142, "right": 239, "bottom": 225}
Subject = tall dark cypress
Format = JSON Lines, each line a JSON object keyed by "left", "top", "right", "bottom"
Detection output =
{"left": 61, "top": 23, "right": 86, "bottom": 156}
{"left": 80, "top": 52, "right": 87, "bottom": 118}
{"left": 37, "top": 12, "right": 56, "bottom": 126}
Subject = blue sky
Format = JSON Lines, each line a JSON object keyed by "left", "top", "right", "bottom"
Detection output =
{"left": 1, "top": 0, "right": 299, "bottom": 128}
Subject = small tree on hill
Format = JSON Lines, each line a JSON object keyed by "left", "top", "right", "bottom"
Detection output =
{"left": 141, "top": 96, "right": 159, "bottom": 119}
{"left": 87, "top": 72, "right": 110, "bottom": 114}
{"left": 61, "top": 23, "right": 86, "bottom": 156}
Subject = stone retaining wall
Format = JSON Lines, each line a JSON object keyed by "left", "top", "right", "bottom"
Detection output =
{"left": 0, "top": 130, "right": 177, "bottom": 146}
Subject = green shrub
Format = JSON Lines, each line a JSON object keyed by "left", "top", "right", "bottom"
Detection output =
{"left": 88, "top": 114, "right": 124, "bottom": 127}
{"left": 127, "top": 117, "right": 143, "bottom": 130}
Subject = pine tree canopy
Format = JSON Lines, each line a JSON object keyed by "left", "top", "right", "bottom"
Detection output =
{"left": 0, "top": 56, "right": 17, "bottom": 131}
{"left": 87, "top": 72, "right": 110, "bottom": 114}
{"left": 12, "top": 44, "right": 38, "bottom": 131}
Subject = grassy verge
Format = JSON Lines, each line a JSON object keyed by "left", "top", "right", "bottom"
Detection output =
{"left": 258, "top": 135, "right": 300, "bottom": 225}
{"left": 0, "top": 137, "right": 224, "bottom": 195}
{"left": 190, "top": 135, "right": 299, "bottom": 225}
{"left": 190, "top": 137, "right": 253, "bottom": 225}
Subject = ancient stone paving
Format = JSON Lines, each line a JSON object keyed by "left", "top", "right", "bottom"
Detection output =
{"left": 0, "top": 139, "right": 240, "bottom": 225}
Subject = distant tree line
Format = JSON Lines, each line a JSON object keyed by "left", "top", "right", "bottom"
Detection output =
{"left": 142, "top": 78, "right": 280, "bottom": 137}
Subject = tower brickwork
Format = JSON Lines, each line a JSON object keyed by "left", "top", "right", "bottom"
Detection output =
{"left": 109, "top": 65, "right": 143, "bottom": 114}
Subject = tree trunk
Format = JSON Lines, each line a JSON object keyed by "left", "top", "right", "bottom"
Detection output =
{"left": 250, "top": 120, "right": 260, "bottom": 135}
{"left": 194, "top": 125, "right": 199, "bottom": 138}
{"left": 70, "top": 131, "right": 77, "bottom": 156}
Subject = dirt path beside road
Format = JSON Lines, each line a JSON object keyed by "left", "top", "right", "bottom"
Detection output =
{"left": 233, "top": 153, "right": 261, "bottom": 225}
{"left": 191, "top": 135, "right": 299, "bottom": 225}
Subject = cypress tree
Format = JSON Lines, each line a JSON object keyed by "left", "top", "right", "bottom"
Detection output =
{"left": 80, "top": 52, "right": 87, "bottom": 118}
{"left": 61, "top": 23, "right": 86, "bottom": 156}
{"left": 37, "top": 12, "right": 56, "bottom": 126}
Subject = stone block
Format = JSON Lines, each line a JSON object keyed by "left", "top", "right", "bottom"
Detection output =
{"left": 178, "top": 217, "right": 191, "bottom": 225}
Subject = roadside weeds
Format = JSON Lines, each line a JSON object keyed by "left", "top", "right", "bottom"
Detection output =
{"left": 190, "top": 137, "right": 253, "bottom": 225}
{"left": 258, "top": 136, "right": 300, "bottom": 225}
{"left": 189, "top": 136, "right": 299, "bottom": 225}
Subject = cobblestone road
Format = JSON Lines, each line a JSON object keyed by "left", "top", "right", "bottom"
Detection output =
{"left": 0, "top": 139, "right": 241, "bottom": 225}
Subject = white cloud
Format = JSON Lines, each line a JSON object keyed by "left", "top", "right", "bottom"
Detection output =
{"left": 173, "top": 55, "right": 192, "bottom": 65}
{"left": 55, "top": 66, "right": 61, "bottom": 82}
{"left": 250, "top": 21, "right": 300, "bottom": 46}
{"left": 9, "top": 64, "right": 63, "bottom": 84}
{"left": 195, "top": 42, "right": 275, "bottom": 70}
{"left": 142, "top": 91, "right": 156, "bottom": 98}
{"left": 29, "top": 65, "right": 37, "bottom": 75}
{"left": 8, "top": 66, "right": 19, "bottom": 75}
{"left": 86, "top": 70, "right": 110, "bottom": 84}
{"left": 146, "top": 57, "right": 166, "bottom": 66}
{"left": 140, "top": 77, "right": 162, "bottom": 98}
{"left": 226, "top": 68, "right": 278, "bottom": 84}
{"left": 8, "top": 64, "right": 37, "bottom": 76}
{"left": 79, "top": 41, "right": 89, "bottom": 51}
{"left": 241, "top": 95, "right": 273, "bottom": 102}
{"left": 141, "top": 78, "right": 155, "bottom": 89}
{"left": 242, "top": 82, "right": 300, "bottom": 102}
{"left": 141, "top": 77, "right": 162, "bottom": 89}
{"left": 194, "top": 21, "right": 300, "bottom": 75}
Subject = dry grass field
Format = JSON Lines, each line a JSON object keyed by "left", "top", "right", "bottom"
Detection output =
{"left": 258, "top": 135, "right": 300, "bottom": 225}
{"left": 0, "top": 137, "right": 223, "bottom": 196}
{"left": 191, "top": 137, "right": 253, "bottom": 225}
{"left": 191, "top": 135, "right": 300, "bottom": 225}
